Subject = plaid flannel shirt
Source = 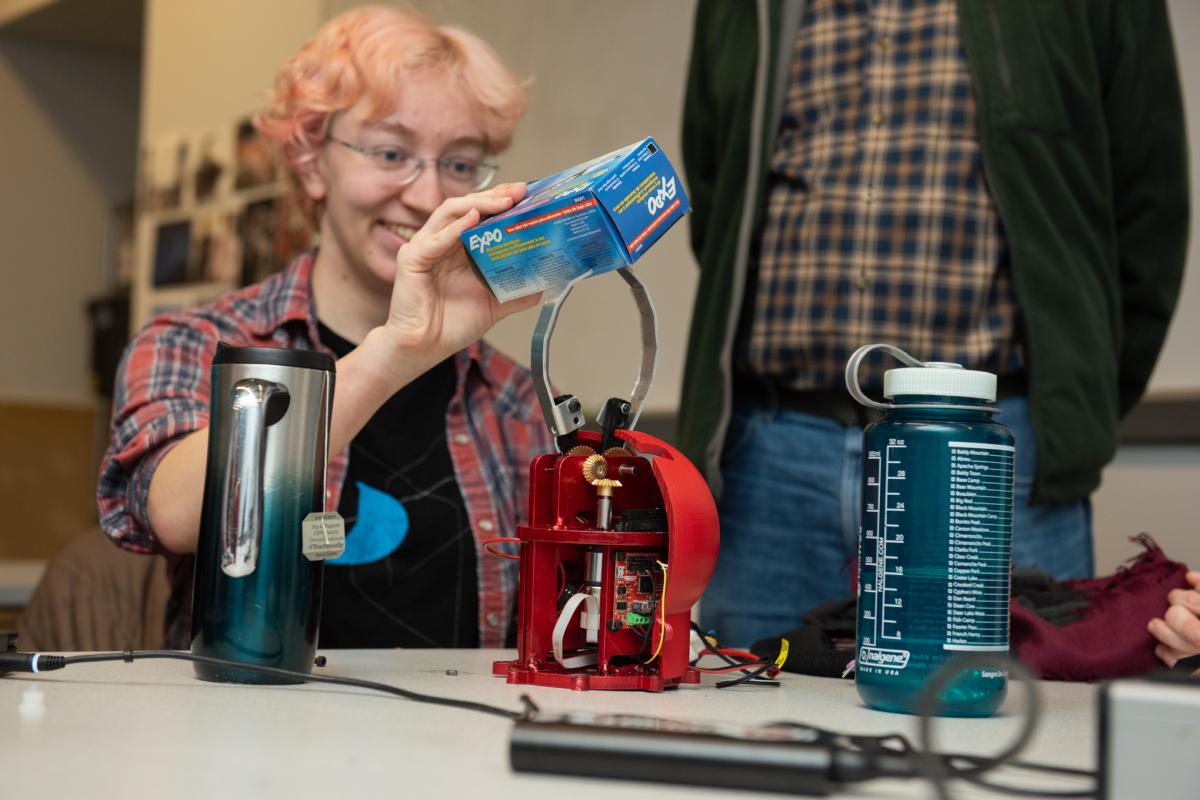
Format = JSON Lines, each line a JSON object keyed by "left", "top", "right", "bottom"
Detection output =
{"left": 98, "top": 251, "right": 552, "bottom": 648}
{"left": 744, "top": 0, "right": 1023, "bottom": 387}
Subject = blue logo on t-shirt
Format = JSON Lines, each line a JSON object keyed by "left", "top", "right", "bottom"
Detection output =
{"left": 329, "top": 481, "right": 409, "bottom": 566}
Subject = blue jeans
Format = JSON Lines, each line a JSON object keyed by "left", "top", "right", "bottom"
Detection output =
{"left": 700, "top": 395, "right": 1093, "bottom": 647}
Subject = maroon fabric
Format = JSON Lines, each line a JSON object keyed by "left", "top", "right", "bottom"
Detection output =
{"left": 1012, "top": 535, "right": 1189, "bottom": 680}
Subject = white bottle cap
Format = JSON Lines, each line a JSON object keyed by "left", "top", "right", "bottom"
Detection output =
{"left": 883, "top": 362, "right": 997, "bottom": 402}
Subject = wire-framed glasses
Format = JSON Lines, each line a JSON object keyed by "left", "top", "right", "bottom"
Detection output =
{"left": 326, "top": 135, "right": 498, "bottom": 193}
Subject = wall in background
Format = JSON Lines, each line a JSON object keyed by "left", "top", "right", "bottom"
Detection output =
{"left": 139, "top": 0, "right": 322, "bottom": 144}
{"left": 1093, "top": 447, "right": 1200, "bottom": 574}
{"left": 1148, "top": 0, "right": 1200, "bottom": 395}
{"left": 0, "top": 0, "right": 52, "bottom": 26}
{"left": 127, "top": 0, "right": 323, "bottom": 349}
{"left": 0, "top": 402, "right": 96, "bottom": 558}
{"left": 0, "top": 34, "right": 139, "bottom": 404}
{"left": 0, "top": 0, "right": 142, "bottom": 559}
{"left": 0, "top": 0, "right": 316, "bottom": 557}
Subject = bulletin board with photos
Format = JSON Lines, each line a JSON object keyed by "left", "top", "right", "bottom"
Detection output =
{"left": 129, "top": 117, "right": 313, "bottom": 333}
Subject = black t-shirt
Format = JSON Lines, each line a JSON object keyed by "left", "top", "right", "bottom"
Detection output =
{"left": 316, "top": 321, "right": 479, "bottom": 648}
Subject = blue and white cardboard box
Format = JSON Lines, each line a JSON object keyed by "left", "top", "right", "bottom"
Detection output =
{"left": 460, "top": 137, "right": 690, "bottom": 302}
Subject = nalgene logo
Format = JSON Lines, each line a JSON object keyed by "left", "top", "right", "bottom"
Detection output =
{"left": 469, "top": 228, "right": 503, "bottom": 253}
{"left": 858, "top": 647, "right": 910, "bottom": 669}
{"left": 645, "top": 176, "right": 677, "bottom": 215}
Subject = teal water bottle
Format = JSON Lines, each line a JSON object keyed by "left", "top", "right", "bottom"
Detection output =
{"left": 846, "top": 344, "right": 1014, "bottom": 716}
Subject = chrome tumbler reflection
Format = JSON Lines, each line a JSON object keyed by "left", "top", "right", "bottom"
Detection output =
{"left": 222, "top": 378, "right": 290, "bottom": 578}
{"left": 191, "top": 343, "right": 335, "bottom": 684}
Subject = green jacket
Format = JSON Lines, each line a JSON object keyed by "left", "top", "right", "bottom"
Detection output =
{"left": 678, "top": 0, "right": 1188, "bottom": 504}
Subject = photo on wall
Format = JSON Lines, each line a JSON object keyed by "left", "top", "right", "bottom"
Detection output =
{"left": 191, "top": 211, "right": 242, "bottom": 284}
{"left": 190, "top": 129, "right": 234, "bottom": 205}
{"left": 234, "top": 117, "right": 278, "bottom": 190}
{"left": 238, "top": 197, "right": 279, "bottom": 285}
{"left": 140, "top": 133, "right": 190, "bottom": 213}
{"left": 238, "top": 193, "right": 312, "bottom": 286}
{"left": 151, "top": 219, "right": 193, "bottom": 286}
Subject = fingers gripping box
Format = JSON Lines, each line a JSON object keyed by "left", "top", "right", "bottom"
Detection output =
{"left": 461, "top": 137, "right": 690, "bottom": 302}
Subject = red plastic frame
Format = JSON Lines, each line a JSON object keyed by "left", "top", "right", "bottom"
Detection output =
{"left": 493, "top": 429, "right": 719, "bottom": 691}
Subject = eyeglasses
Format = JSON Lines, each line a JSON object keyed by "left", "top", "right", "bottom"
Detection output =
{"left": 326, "top": 135, "right": 498, "bottom": 192}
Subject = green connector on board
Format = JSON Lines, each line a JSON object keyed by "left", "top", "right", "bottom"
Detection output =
{"left": 626, "top": 611, "right": 652, "bottom": 626}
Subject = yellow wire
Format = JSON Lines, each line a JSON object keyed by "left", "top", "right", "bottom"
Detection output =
{"left": 644, "top": 560, "right": 669, "bottom": 664}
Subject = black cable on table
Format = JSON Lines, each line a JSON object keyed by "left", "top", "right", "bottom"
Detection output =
{"left": 690, "top": 622, "right": 778, "bottom": 687}
{"left": 50, "top": 650, "right": 523, "bottom": 720}
{"left": 714, "top": 660, "right": 776, "bottom": 689}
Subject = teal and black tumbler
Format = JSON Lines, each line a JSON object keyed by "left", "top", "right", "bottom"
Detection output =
{"left": 846, "top": 344, "right": 1014, "bottom": 716}
{"left": 191, "top": 343, "right": 335, "bottom": 684}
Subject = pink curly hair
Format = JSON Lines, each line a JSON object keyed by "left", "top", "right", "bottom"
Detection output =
{"left": 255, "top": 6, "right": 526, "bottom": 173}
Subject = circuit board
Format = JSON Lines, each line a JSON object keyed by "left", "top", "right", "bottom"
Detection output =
{"left": 610, "top": 550, "right": 664, "bottom": 630}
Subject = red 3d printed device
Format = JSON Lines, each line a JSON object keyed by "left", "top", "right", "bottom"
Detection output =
{"left": 492, "top": 268, "right": 719, "bottom": 691}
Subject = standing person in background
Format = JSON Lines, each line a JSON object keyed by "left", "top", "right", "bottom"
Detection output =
{"left": 99, "top": 7, "right": 551, "bottom": 649}
{"left": 679, "top": 1, "right": 1188, "bottom": 646}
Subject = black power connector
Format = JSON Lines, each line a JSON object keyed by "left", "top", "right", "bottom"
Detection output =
{"left": 0, "top": 631, "right": 66, "bottom": 675}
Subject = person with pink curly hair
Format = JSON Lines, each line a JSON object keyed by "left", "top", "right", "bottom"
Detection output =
{"left": 99, "top": 7, "right": 553, "bottom": 649}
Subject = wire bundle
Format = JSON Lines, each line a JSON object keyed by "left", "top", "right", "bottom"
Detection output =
{"left": 690, "top": 623, "right": 782, "bottom": 688}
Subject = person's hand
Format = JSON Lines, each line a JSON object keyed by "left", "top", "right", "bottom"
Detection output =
{"left": 380, "top": 182, "right": 540, "bottom": 360}
{"left": 1148, "top": 570, "right": 1200, "bottom": 667}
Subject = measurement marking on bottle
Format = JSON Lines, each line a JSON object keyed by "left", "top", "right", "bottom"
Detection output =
{"left": 861, "top": 440, "right": 908, "bottom": 651}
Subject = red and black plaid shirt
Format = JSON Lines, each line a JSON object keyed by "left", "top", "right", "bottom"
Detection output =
{"left": 745, "top": 0, "right": 1023, "bottom": 387}
{"left": 98, "top": 251, "right": 552, "bottom": 647}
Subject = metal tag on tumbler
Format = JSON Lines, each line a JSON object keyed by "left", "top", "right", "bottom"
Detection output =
{"left": 302, "top": 512, "right": 346, "bottom": 561}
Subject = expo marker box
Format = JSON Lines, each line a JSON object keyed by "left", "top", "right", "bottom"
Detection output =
{"left": 460, "top": 137, "right": 690, "bottom": 302}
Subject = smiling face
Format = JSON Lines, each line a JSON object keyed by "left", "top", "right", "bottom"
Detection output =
{"left": 301, "top": 73, "right": 489, "bottom": 295}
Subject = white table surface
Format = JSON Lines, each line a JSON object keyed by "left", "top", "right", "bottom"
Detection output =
{"left": 0, "top": 649, "right": 1096, "bottom": 799}
{"left": 0, "top": 559, "right": 45, "bottom": 606}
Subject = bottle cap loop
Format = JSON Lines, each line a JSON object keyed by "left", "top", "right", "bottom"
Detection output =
{"left": 845, "top": 343, "right": 1001, "bottom": 414}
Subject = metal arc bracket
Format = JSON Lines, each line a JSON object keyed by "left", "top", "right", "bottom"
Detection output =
{"left": 531, "top": 267, "right": 659, "bottom": 448}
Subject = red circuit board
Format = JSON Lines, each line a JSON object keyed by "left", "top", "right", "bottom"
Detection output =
{"left": 610, "top": 550, "right": 664, "bottom": 630}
